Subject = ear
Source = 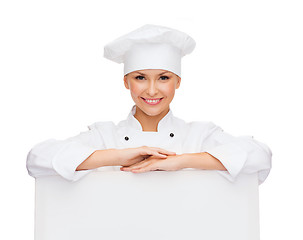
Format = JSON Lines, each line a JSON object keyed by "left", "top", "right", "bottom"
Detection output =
{"left": 124, "top": 75, "right": 129, "bottom": 89}
{"left": 176, "top": 77, "right": 181, "bottom": 89}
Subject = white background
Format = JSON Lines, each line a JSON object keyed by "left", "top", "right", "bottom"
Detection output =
{"left": 0, "top": 0, "right": 302, "bottom": 239}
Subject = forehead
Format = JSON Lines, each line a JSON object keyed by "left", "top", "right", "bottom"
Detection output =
{"left": 128, "top": 69, "right": 174, "bottom": 75}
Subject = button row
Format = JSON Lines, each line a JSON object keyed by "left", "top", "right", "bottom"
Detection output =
{"left": 124, "top": 132, "right": 174, "bottom": 141}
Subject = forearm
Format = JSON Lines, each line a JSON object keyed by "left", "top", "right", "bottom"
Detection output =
{"left": 76, "top": 149, "right": 121, "bottom": 171}
{"left": 181, "top": 152, "right": 227, "bottom": 171}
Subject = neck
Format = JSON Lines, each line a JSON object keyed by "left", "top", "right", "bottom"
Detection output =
{"left": 134, "top": 106, "right": 169, "bottom": 132}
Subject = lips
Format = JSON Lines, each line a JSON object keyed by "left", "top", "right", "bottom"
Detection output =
{"left": 141, "top": 97, "right": 164, "bottom": 105}
{"left": 141, "top": 97, "right": 163, "bottom": 100}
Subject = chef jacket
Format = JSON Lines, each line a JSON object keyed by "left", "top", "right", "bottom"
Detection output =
{"left": 26, "top": 105, "right": 272, "bottom": 185}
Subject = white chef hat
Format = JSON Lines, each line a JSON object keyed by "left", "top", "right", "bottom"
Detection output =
{"left": 103, "top": 24, "right": 196, "bottom": 77}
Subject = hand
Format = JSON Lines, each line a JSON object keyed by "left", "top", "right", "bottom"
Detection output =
{"left": 118, "top": 146, "right": 176, "bottom": 167}
{"left": 120, "top": 154, "right": 186, "bottom": 173}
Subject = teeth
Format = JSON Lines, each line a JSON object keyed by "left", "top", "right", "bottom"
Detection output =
{"left": 144, "top": 98, "right": 161, "bottom": 103}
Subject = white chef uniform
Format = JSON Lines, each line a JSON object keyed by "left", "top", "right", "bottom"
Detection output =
{"left": 26, "top": 24, "right": 272, "bottom": 185}
{"left": 26, "top": 104, "right": 272, "bottom": 185}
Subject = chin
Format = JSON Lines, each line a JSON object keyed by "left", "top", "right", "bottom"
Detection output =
{"left": 144, "top": 107, "right": 168, "bottom": 117}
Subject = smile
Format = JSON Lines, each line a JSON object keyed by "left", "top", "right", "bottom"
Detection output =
{"left": 141, "top": 97, "right": 163, "bottom": 105}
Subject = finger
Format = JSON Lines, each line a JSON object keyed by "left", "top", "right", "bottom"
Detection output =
{"left": 144, "top": 150, "right": 167, "bottom": 158}
{"left": 132, "top": 163, "right": 158, "bottom": 173}
{"left": 123, "top": 160, "right": 152, "bottom": 171}
{"left": 151, "top": 147, "right": 176, "bottom": 156}
{"left": 155, "top": 153, "right": 168, "bottom": 158}
{"left": 133, "top": 160, "right": 153, "bottom": 169}
{"left": 121, "top": 161, "right": 145, "bottom": 171}
{"left": 141, "top": 146, "right": 176, "bottom": 156}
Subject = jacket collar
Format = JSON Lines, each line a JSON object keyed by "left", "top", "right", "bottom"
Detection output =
{"left": 126, "top": 105, "right": 174, "bottom": 132}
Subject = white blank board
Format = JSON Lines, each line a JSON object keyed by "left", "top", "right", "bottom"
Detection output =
{"left": 35, "top": 170, "right": 259, "bottom": 240}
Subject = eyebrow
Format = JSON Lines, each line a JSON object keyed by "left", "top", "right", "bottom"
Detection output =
{"left": 134, "top": 71, "right": 170, "bottom": 76}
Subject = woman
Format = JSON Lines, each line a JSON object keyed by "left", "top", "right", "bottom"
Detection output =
{"left": 26, "top": 24, "right": 272, "bottom": 184}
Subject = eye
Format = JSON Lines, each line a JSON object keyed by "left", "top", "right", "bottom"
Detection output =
{"left": 160, "top": 76, "right": 169, "bottom": 80}
{"left": 135, "top": 75, "right": 145, "bottom": 80}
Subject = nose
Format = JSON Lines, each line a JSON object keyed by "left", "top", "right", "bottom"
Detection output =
{"left": 146, "top": 80, "right": 158, "bottom": 96}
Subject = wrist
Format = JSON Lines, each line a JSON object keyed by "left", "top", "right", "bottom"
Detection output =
{"left": 103, "top": 148, "right": 123, "bottom": 166}
{"left": 113, "top": 148, "right": 124, "bottom": 166}
{"left": 179, "top": 152, "right": 214, "bottom": 169}
{"left": 179, "top": 153, "right": 197, "bottom": 169}
{"left": 94, "top": 150, "right": 112, "bottom": 167}
{"left": 93, "top": 149, "right": 121, "bottom": 167}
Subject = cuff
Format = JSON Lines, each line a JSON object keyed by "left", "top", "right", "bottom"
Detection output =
{"left": 205, "top": 142, "right": 247, "bottom": 183}
{"left": 52, "top": 141, "right": 99, "bottom": 182}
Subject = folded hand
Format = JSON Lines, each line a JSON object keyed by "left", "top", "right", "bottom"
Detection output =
{"left": 120, "top": 154, "right": 185, "bottom": 173}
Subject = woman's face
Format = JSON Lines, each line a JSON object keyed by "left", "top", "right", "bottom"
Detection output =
{"left": 124, "top": 69, "right": 181, "bottom": 117}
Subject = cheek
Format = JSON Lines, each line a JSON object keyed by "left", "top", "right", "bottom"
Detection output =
{"left": 129, "top": 83, "right": 144, "bottom": 96}
{"left": 161, "top": 83, "right": 176, "bottom": 96}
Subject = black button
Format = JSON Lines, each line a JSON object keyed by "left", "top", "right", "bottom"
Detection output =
{"left": 170, "top": 133, "right": 174, "bottom": 137}
{"left": 124, "top": 136, "right": 129, "bottom": 141}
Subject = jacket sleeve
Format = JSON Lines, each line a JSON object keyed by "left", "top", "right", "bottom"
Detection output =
{"left": 201, "top": 122, "right": 272, "bottom": 185}
{"left": 26, "top": 126, "right": 106, "bottom": 182}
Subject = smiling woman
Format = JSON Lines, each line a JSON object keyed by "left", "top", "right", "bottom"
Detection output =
{"left": 26, "top": 24, "right": 272, "bottom": 186}
{"left": 123, "top": 69, "right": 181, "bottom": 130}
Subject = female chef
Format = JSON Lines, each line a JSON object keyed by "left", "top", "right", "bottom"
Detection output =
{"left": 26, "top": 24, "right": 272, "bottom": 184}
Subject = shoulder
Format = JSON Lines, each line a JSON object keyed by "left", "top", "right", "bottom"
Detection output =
{"left": 184, "top": 120, "right": 223, "bottom": 138}
{"left": 85, "top": 120, "right": 127, "bottom": 149}
{"left": 86, "top": 121, "right": 118, "bottom": 140}
{"left": 87, "top": 121, "right": 116, "bottom": 131}
{"left": 187, "top": 120, "right": 221, "bottom": 131}
{"left": 171, "top": 114, "right": 223, "bottom": 135}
